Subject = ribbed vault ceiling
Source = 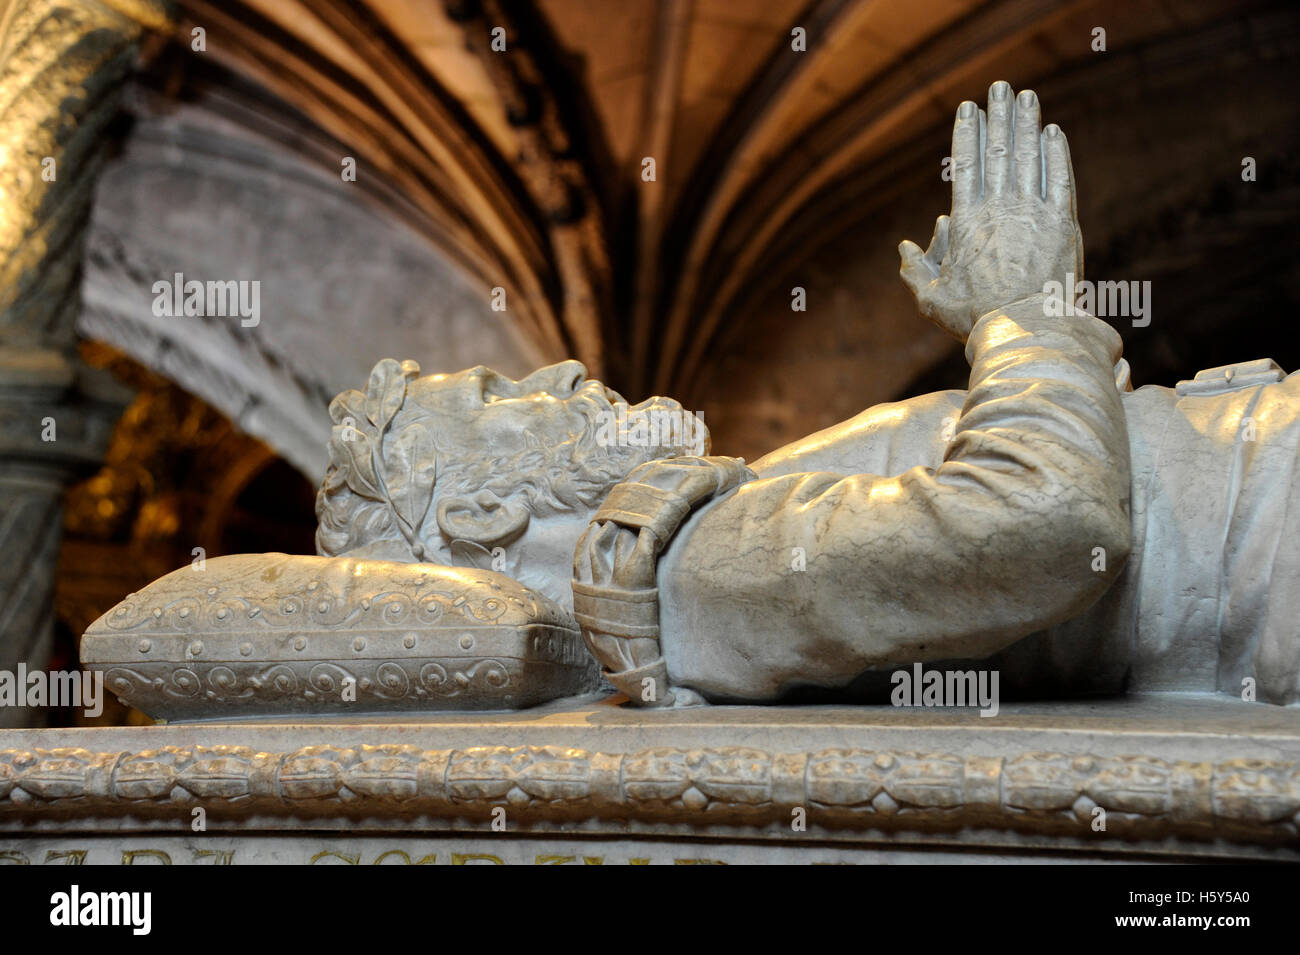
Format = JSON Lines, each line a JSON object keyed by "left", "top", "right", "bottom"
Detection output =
{"left": 144, "top": 0, "right": 1267, "bottom": 397}
{"left": 65, "top": 0, "right": 1300, "bottom": 481}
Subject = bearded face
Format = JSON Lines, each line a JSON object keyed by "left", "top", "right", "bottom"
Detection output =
{"left": 315, "top": 359, "right": 707, "bottom": 608}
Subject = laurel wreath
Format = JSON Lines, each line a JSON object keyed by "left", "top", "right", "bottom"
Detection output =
{"left": 323, "top": 358, "right": 436, "bottom": 559}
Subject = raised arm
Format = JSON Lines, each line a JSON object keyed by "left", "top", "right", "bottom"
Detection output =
{"left": 658, "top": 289, "right": 1131, "bottom": 700}
{"left": 575, "top": 84, "right": 1133, "bottom": 704}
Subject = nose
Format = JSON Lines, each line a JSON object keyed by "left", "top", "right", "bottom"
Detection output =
{"left": 516, "top": 360, "right": 587, "bottom": 398}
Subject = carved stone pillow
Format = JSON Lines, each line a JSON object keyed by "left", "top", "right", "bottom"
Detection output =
{"left": 80, "top": 554, "right": 598, "bottom": 720}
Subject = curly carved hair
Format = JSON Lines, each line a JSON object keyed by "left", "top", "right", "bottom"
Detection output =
{"left": 314, "top": 359, "right": 683, "bottom": 561}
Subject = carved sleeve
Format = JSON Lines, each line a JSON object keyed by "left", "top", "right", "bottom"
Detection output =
{"left": 658, "top": 293, "right": 1133, "bottom": 701}
{"left": 572, "top": 456, "right": 754, "bottom": 706}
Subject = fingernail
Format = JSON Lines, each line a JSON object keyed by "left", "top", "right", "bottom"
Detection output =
{"left": 1017, "top": 89, "right": 1037, "bottom": 108}
{"left": 990, "top": 80, "right": 1010, "bottom": 100}
{"left": 1044, "top": 123, "right": 1060, "bottom": 137}
{"left": 959, "top": 101, "right": 976, "bottom": 119}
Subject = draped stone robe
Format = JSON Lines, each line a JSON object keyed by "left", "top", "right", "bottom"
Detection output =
{"left": 657, "top": 294, "right": 1300, "bottom": 705}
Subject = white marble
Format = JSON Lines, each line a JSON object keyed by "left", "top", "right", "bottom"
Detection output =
{"left": 80, "top": 83, "right": 1300, "bottom": 716}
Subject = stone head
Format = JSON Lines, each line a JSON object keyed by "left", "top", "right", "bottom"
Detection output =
{"left": 315, "top": 358, "right": 707, "bottom": 608}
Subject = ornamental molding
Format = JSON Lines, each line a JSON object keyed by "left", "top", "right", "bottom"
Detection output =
{"left": 0, "top": 743, "right": 1296, "bottom": 848}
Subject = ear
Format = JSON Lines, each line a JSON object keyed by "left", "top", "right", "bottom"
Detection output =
{"left": 435, "top": 489, "right": 530, "bottom": 548}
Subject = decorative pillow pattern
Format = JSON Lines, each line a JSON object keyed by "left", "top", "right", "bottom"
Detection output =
{"left": 80, "top": 554, "right": 598, "bottom": 720}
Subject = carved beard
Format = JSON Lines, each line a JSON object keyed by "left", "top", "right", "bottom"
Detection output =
{"left": 559, "top": 387, "right": 709, "bottom": 508}
{"left": 318, "top": 380, "right": 708, "bottom": 573}
{"left": 437, "top": 386, "right": 708, "bottom": 520}
{"left": 442, "top": 393, "right": 707, "bottom": 603}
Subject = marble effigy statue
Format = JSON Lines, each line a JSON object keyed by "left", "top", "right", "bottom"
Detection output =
{"left": 0, "top": 80, "right": 1270, "bottom": 864}
{"left": 80, "top": 82, "right": 1300, "bottom": 719}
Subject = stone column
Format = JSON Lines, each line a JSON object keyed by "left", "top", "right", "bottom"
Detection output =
{"left": 0, "top": 0, "right": 172, "bottom": 726}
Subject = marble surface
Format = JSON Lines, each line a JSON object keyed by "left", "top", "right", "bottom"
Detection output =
{"left": 2, "top": 695, "right": 1297, "bottom": 860}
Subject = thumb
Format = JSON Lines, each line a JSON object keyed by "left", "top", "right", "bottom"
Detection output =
{"left": 899, "top": 239, "right": 930, "bottom": 296}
